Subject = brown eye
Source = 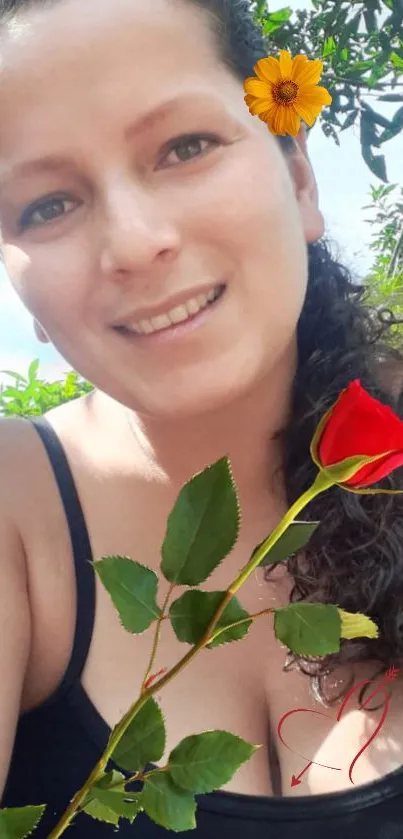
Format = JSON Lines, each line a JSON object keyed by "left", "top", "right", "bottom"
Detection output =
{"left": 161, "top": 134, "right": 220, "bottom": 167}
{"left": 20, "top": 196, "right": 77, "bottom": 230}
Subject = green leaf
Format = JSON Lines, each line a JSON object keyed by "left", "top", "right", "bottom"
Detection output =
{"left": 254, "top": 521, "right": 320, "bottom": 567}
{"left": 93, "top": 556, "right": 161, "bottom": 633}
{"left": 112, "top": 697, "right": 166, "bottom": 772}
{"left": 161, "top": 457, "right": 240, "bottom": 586}
{"left": 322, "top": 36, "right": 336, "bottom": 57}
{"left": 83, "top": 790, "right": 141, "bottom": 826}
{"left": 168, "top": 731, "right": 258, "bottom": 794}
{"left": 274, "top": 603, "right": 341, "bottom": 656}
{"left": 266, "top": 8, "right": 292, "bottom": 22}
{"left": 142, "top": 773, "right": 196, "bottom": 833}
{"left": 341, "top": 108, "right": 359, "bottom": 131}
{"left": 28, "top": 360, "right": 40, "bottom": 384}
{"left": 0, "top": 371, "right": 27, "bottom": 384}
{"left": 0, "top": 806, "right": 46, "bottom": 839}
{"left": 379, "top": 94, "right": 403, "bottom": 102}
{"left": 94, "top": 770, "right": 127, "bottom": 791}
{"left": 390, "top": 52, "right": 403, "bottom": 69}
{"left": 361, "top": 102, "right": 393, "bottom": 130}
{"left": 361, "top": 143, "right": 388, "bottom": 182}
{"left": 169, "top": 589, "right": 252, "bottom": 648}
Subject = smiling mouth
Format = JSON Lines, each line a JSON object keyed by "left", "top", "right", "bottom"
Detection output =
{"left": 114, "top": 283, "right": 226, "bottom": 338}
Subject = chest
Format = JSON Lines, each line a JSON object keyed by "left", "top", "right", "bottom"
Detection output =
{"left": 24, "top": 416, "right": 403, "bottom": 799}
{"left": 80, "top": 521, "right": 403, "bottom": 799}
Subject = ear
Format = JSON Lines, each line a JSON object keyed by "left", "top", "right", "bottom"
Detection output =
{"left": 33, "top": 319, "right": 50, "bottom": 344}
{"left": 287, "top": 123, "right": 325, "bottom": 243}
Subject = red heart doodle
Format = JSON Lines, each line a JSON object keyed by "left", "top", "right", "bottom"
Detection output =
{"left": 276, "top": 666, "right": 399, "bottom": 788}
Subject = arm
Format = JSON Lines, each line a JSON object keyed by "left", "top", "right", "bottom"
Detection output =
{"left": 0, "top": 419, "right": 32, "bottom": 799}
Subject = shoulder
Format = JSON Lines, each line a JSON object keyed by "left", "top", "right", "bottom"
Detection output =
{"left": 0, "top": 416, "right": 36, "bottom": 513}
{"left": 374, "top": 357, "right": 403, "bottom": 404}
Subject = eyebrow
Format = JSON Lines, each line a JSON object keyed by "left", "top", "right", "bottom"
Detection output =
{"left": 0, "top": 92, "right": 221, "bottom": 191}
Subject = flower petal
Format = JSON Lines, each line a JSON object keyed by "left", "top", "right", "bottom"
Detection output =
{"left": 293, "top": 58, "right": 324, "bottom": 87}
{"left": 259, "top": 105, "right": 276, "bottom": 123}
{"left": 348, "top": 450, "right": 403, "bottom": 488}
{"left": 247, "top": 97, "right": 274, "bottom": 116}
{"left": 293, "top": 99, "right": 323, "bottom": 126}
{"left": 279, "top": 49, "right": 293, "bottom": 78}
{"left": 269, "top": 105, "right": 301, "bottom": 136}
{"left": 298, "top": 85, "right": 333, "bottom": 105}
{"left": 254, "top": 56, "right": 282, "bottom": 85}
{"left": 286, "top": 107, "right": 302, "bottom": 136}
{"left": 243, "top": 78, "right": 271, "bottom": 98}
{"left": 290, "top": 54, "right": 310, "bottom": 82}
{"left": 327, "top": 381, "right": 403, "bottom": 458}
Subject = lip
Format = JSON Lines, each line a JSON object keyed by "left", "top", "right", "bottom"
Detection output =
{"left": 113, "top": 283, "right": 223, "bottom": 327}
{"left": 114, "top": 284, "right": 226, "bottom": 345}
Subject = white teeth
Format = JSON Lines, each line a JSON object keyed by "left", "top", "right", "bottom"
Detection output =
{"left": 124, "top": 286, "right": 222, "bottom": 335}
{"left": 168, "top": 303, "right": 191, "bottom": 324}
{"left": 139, "top": 319, "right": 154, "bottom": 335}
{"left": 150, "top": 313, "right": 171, "bottom": 330}
{"left": 185, "top": 297, "right": 201, "bottom": 315}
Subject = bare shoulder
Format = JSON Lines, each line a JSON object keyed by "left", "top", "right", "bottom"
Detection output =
{"left": 375, "top": 357, "right": 403, "bottom": 403}
{"left": 0, "top": 393, "right": 93, "bottom": 527}
{"left": 0, "top": 416, "right": 38, "bottom": 517}
{"left": 0, "top": 401, "right": 90, "bottom": 710}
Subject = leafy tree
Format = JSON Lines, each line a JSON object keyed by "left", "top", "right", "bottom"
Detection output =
{"left": 251, "top": 0, "right": 403, "bottom": 181}
{"left": 0, "top": 360, "right": 93, "bottom": 417}
{"left": 361, "top": 181, "right": 403, "bottom": 342}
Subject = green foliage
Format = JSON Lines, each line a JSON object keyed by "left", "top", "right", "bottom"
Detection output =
{"left": 361, "top": 181, "right": 403, "bottom": 344}
{"left": 93, "top": 556, "right": 161, "bottom": 633}
{"left": 82, "top": 790, "right": 140, "bottom": 826}
{"left": 2, "top": 8, "right": 400, "bottom": 830}
{"left": 141, "top": 773, "right": 197, "bottom": 833}
{"left": 254, "top": 520, "right": 320, "bottom": 565}
{"left": 111, "top": 698, "right": 166, "bottom": 772}
{"left": 0, "top": 806, "right": 46, "bottom": 838}
{"left": 161, "top": 457, "right": 240, "bottom": 586}
{"left": 274, "top": 602, "right": 341, "bottom": 655}
{"left": 169, "top": 589, "right": 252, "bottom": 648}
{"left": 0, "top": 360, "right": 93, "bottom": 417}
{"left": 167, "top": 731, "right": 258, "bottom": 794}
{"left": 250, "top": 0, "right": 403, "bottom": 181}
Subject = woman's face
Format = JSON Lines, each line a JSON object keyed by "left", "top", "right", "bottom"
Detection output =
{"left": 0, "top": 0, "right": 324, "bottom": 418}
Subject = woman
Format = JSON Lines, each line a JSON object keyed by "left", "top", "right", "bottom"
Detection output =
{"left": 0, "top": 0, "right": 403, "bottom": 835}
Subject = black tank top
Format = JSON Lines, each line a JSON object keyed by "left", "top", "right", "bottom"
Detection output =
{"left": 3, "top": 414, "right": 403, "bottom": 838}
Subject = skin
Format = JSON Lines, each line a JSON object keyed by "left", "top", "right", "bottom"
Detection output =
{"left": 9, "top": 0, "right": 403, "bottom": 803}
{"left": 0, "top": 0, "right": 324, "bottom": 505}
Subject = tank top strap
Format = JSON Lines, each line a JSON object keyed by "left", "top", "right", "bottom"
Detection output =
{"left": 29, "top": 414, "right": 96, "bottom": 704}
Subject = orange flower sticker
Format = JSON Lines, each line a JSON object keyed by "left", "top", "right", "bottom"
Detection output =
{"left": 243, "top": 49, "right": 332, "bottom": 136}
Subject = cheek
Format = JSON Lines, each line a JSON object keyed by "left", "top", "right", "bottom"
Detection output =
{"left": 3, "top": 244, "right": 86, "bottom": 332}
{"left": 193, "top": 152, "right": 308, "bottom": 308}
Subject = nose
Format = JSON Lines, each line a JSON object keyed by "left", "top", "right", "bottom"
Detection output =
{"left": 99, "top": 179, "right": 181, "bottom": 276}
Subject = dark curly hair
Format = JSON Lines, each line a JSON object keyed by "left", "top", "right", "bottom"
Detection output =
{"left": 2, "top": 0, "right": 403, "bottom": 705}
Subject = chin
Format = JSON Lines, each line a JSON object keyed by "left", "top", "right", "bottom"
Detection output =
{"left": 125, "top": 375, "right": 252, "bottom": 421}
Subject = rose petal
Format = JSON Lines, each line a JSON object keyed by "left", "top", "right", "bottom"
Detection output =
{"left": 318, "top": 380, "right": 403, "bottom": 465}
{"left": 348, "top": 450, "right": 403, "bottom": 487}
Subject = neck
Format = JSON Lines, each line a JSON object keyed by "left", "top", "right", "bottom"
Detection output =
{"left": 94, "top": 344, "right": 297, "bottom": 521}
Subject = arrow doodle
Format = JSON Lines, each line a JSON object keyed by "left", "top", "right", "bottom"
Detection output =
{"left": 277, "top": 666, "right": 400, "bottom": 788}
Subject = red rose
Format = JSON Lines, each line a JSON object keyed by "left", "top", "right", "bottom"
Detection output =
{"left": 311, "top": 379, "right": 403, "bottom": 488}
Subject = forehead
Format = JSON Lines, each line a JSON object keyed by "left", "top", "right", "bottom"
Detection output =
{"left": 0, "top": 0, "right": 231, "bottom": 132}
{"left": 0, "top": 0, "right": 216, "bottom": 65}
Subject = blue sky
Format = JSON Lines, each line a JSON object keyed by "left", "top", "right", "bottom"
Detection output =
{"left": 0, "top": 0, "right": 402, "bottom": 385}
